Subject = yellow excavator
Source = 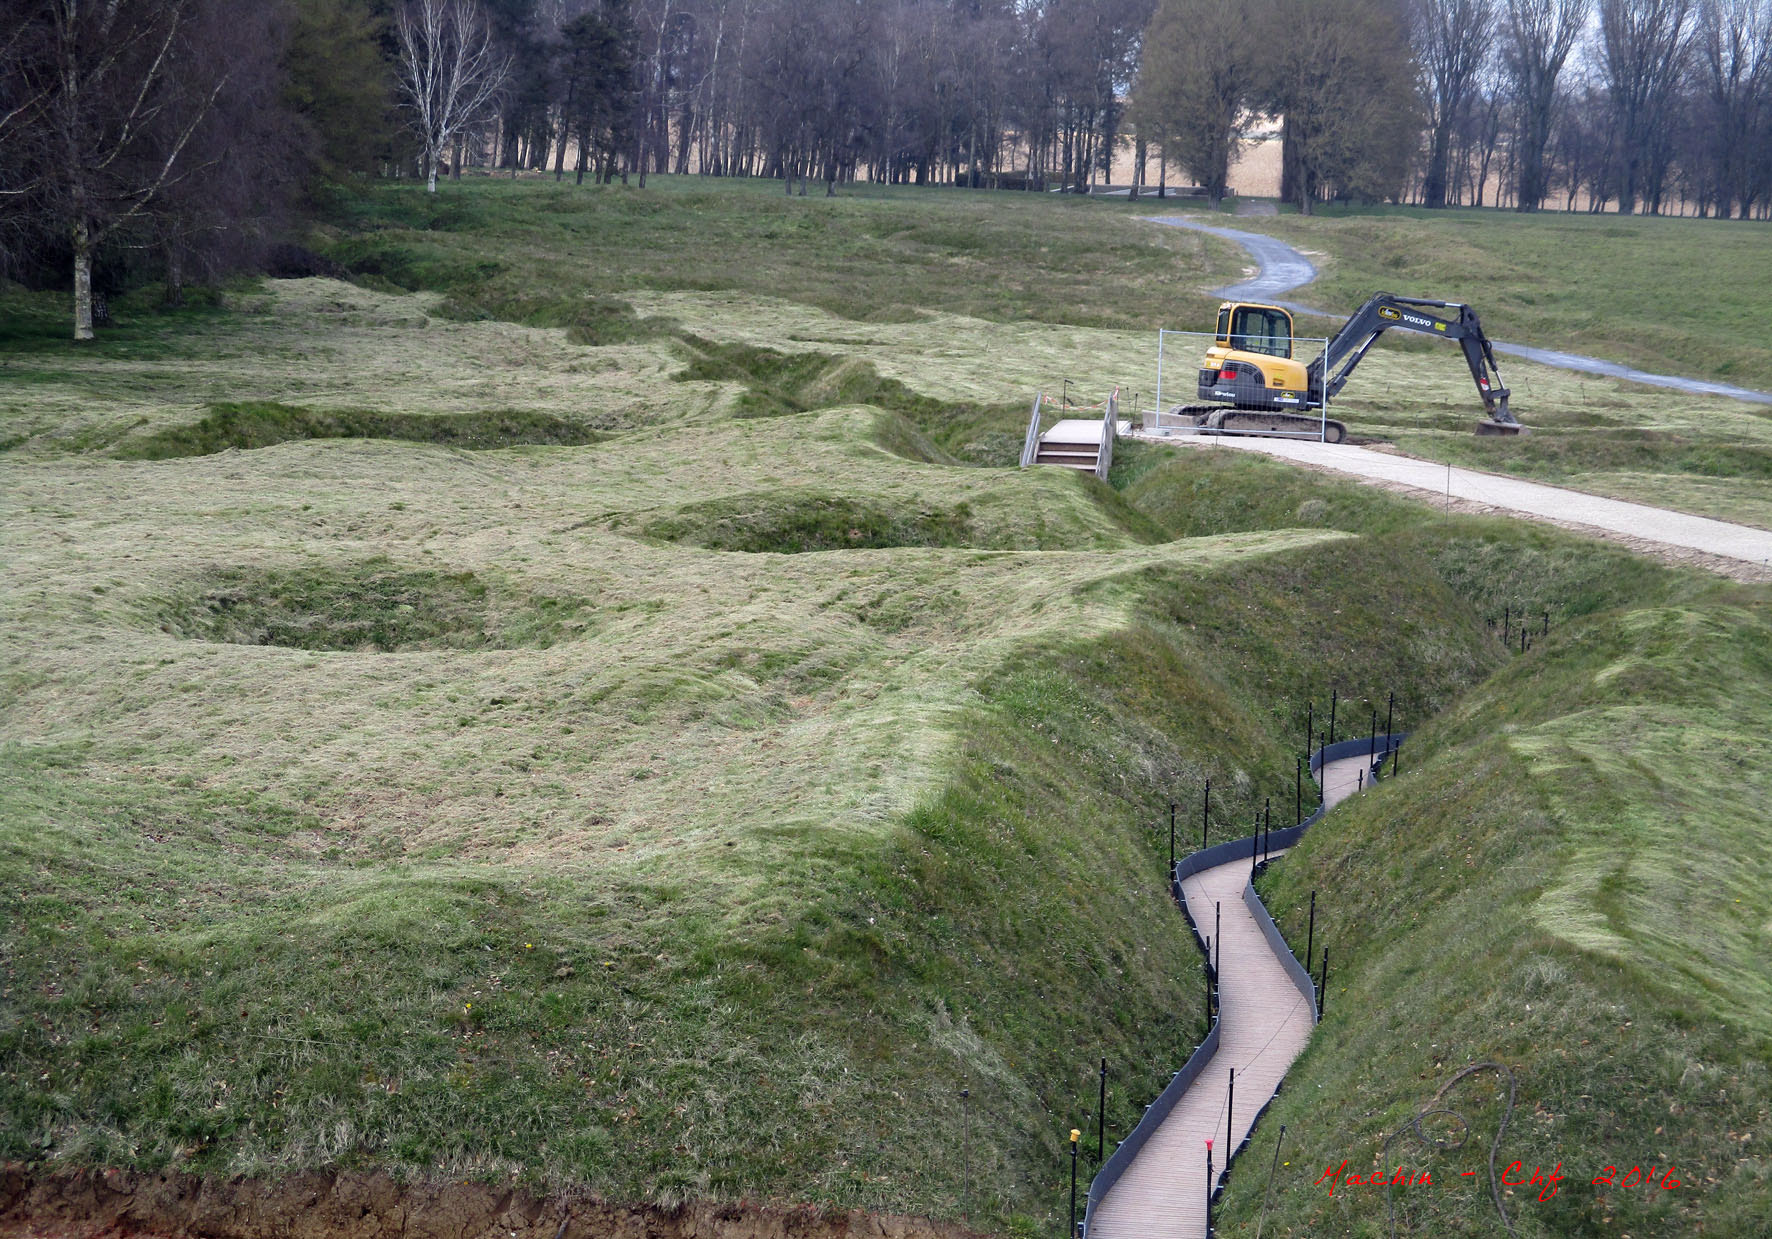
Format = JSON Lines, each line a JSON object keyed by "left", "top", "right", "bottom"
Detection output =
{"left": 1173, "top": 295, "right": 1526, "bottom": 440}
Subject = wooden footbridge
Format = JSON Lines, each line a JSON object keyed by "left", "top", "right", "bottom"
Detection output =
{"left": 1021, "top": 389, "right": 1124, "bottom": 479}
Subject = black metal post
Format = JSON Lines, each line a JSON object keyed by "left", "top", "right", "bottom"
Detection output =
{"left": 1202, "top": 779, "right": 1211, "bottom": 850}
{"left": 1294, "top": 756, "right": 1302, "bottom": 826}
{"left": 1169, "top": 802, "right": 1175, "bottom": 875}
{"left": 1069, "top": 1128, "right": 1079, "bottom": 1237}
{"left": 1251, "top": 824, "right": 1259, "bottom": 879}
{"left": 1227, "top": 1067, "right": 1236, "bottom": 1159}
{"left": 1543, "top": 609, "right": 1549, "bottom": 636}
{"left": 1369, "top": 709, "right": 1377, "bottom": 770}
{"left": 1306, "top": 700, "right": 1313, "bottom": 760}
{"left": 1504, "top": 603, "right": 1510, "bottom": 633}
{"left": 1384, "top": 692, "right": 1395, "bottom": 766}
{"left": 1098, "top": 1058, "right": 1107, "bottom": 1164}
{"left": 1329, "top": 688, "right": 1337, "bottom": 744}
{"left": 1319, "top": 948, "right": 1330, "bottom": 1016}
{"left": 1263, "top": 797, "right": 1270, "bottom": 861}
{"left": 1520, "top": 625, "right": 1527, "bottom": 653}
{"left": 1305, "top": 890, "right": 1316, "bottom": 980}
{"left": 1206, "top": 1141, "right": 1214, "bottom": 1219}
{"left": 1214, "top": 902, "right": 1221, "bottom": 977}
{"left": 1357, "top": 767, "right": 1363, "bottom": 792}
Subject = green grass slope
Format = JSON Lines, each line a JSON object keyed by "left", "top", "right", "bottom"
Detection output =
{"left": 1225, "top": 576, "right": 1772, "bottom": 1236}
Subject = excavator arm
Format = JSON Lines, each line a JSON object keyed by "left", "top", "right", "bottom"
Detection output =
{"left": 1307, "top": 293, "right": 1520, "bottom": 432}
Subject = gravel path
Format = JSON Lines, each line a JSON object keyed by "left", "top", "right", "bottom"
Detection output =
{"left": 1144, "top": 215, "right": 1772, "bottom": 406}
{"left": 1154, "top": 434, "right": 1772, "bottom": 571}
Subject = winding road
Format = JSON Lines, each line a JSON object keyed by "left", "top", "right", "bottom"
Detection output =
{"left": 1147, "top": 215, "right": 1772, "bottom": 406}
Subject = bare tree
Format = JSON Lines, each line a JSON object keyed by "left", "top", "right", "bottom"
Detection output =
{"left": 1413, "top": 0, "right": 1496, "bottom": 207}
{"left": 1598, "top": 0, "right": 1695, "bottom": 212}
{"left": 396, "top": 0, "right": 510, "bottom": 192}
{"left": 1694, "top": 0, "right": 1771, "bottom": 217}
{"left": 0, "top": 17, "right": 51, "bottom": 270}
{"left": 1503, "top": 0, "right": 1590, "bottom": 209}
{"left": 23, "top": 0, "right": 230, "bottom": 339}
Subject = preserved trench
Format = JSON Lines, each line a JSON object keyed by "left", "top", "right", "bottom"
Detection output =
{"left": 1082, "top": 749, "right": 1385, "bottom": 1239}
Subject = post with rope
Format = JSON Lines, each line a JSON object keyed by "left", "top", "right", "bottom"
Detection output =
{"left": 1097, "top": 1058, "right": 1107, "bottom": 1164}
{"left": 1169, "top": 802, "right": 1176, "bottom": 877}
{"left": 1205, "top": 1140, "right": 1214, "bottom": 1232}
{"left": 1227, "top": 1068, "right": 1236, "bottom": 1165}
{"left": 1202, "top": 779, "right": 1211, "bottom": 850}
{"left": 1069, "top": 1128, "right": 1080, "bottom": 1238}
{"left": 1306, "top": 891, "right": 1317, "bottom": 998}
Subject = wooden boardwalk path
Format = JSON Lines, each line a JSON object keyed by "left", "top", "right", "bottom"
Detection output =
{"left": 1086, "top": 753, "right": 1372, "bottom": 1239}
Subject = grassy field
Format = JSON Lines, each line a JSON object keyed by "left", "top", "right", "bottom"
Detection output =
{"left": 1215, "top": 204, "right": 1772, "bottom": 391}
{"left": 3, "top": 175, "right": 1770, "bottom": 1234}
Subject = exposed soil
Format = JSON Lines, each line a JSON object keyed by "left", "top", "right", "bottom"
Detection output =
{"left": 0, "top": 1166, "right": 984, "bottom": 1239}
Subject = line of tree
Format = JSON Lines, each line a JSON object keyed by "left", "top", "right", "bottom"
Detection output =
{"left": 480, "top": 0, "right": 1158, "bottom": 196}
{"left": 1138, "top": 0, "right": 1772, "bottom": 217}
{"left": 5, "top": 0, "right": 1770, "bottom": 338}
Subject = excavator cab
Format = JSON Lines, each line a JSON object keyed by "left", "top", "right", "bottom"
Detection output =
{"left": 1198, "top": 301, "right": 1315, "bottom": 414}
{"left": 1218, "top": 303, "right": 1293, "bottom": 358}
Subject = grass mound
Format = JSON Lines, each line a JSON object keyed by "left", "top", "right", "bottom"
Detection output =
{"left": 676, "top": 338, "right": 1027, "bottom": 462}
{"left": 114, "top": 401, "right": 607, "bottom": 459}
{"left": 1221, "top": 578, "right": 1771, "bottom": 1236}
{"left": 642, "top": 491, "right": 979, "bottom": 553}
{"left": 152, "top": 559, "right": 591, "bottom": 651}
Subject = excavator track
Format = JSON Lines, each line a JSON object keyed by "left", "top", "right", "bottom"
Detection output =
{"left": 1169, "top": 405, "right": 1347, "bottom": 444}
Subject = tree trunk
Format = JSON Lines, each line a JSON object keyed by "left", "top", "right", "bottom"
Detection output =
{"left": 164, "top": 242, "right": 184, "bottom": 307}
{"left": 73, "top": 225, "right": 95, "bottom": 341}
{"left": 1423, "top": 120, "right": 1454, "bottom": 208}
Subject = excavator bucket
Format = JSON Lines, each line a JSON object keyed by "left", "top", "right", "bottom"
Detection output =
{"left": 1475, "top": 419, "right": 1528, "bottom": 437}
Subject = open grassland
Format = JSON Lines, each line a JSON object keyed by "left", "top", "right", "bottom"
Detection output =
{"left": 1212, "top": 204, "right": 1772, "bottom": 392}
{"left": 310, "top": 175, "right": 1242, "bottom": 335}
{"left": 1231, "top": 576, "right": 1772, "bottom": 1237}
{"left": 11, "top": 177, "right": 1769, "bottom": 527}
{"left": 4, "top": 176, "right": 1770, "bottom": 1233}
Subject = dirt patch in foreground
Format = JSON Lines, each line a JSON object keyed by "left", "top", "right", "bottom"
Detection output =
{"left": 0, "top": 1166, "right": 983, "bottom": 1239}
